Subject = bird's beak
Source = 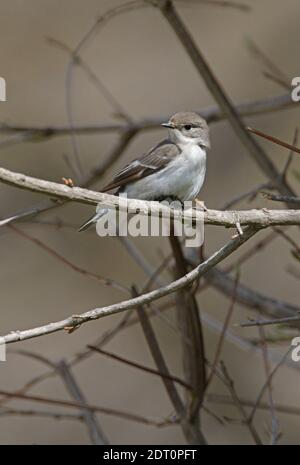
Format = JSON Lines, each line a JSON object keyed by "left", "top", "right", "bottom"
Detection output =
{"left": 161, "top": 122, "right": 175, "bottom": 129}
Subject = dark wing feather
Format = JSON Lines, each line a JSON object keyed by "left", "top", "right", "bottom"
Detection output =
{"left": 101, "top": 139, "right": 181, "bottom": 192}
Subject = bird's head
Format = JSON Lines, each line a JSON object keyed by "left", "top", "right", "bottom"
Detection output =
{"left": 162, "top": 112, "right": 210, "bottom": 149}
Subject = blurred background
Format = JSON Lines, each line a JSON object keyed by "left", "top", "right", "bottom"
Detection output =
{"left": 0, "top": 0, "right": 299, "bottom": 444}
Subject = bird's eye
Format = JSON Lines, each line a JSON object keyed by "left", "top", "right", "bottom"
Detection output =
{"left": 184, "top": 125, "right": 192, "bottom": 130}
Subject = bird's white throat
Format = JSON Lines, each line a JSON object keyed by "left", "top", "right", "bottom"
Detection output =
{"left": 169, "top": 127, "right": 206, "bottom": 148}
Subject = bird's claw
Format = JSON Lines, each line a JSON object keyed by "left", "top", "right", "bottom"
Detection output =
{"left": 62, "top": 177, "right": 74, "bottom": 187}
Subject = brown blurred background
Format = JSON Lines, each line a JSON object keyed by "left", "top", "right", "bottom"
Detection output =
{"left": 0, "top": 0, "right": 299, "bottom": 444}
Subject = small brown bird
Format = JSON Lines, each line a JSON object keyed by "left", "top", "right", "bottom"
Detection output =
{"left": 79, "top": 112, "right": 210, "bottom": 231}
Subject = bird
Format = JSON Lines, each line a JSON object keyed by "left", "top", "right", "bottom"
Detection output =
{"left": 78, "top": 111, "right": 210, "bottom": 232}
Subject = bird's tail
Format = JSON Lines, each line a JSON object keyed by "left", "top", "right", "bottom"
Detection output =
{"left": 78, "top": 214, "right": 96, "bottom": 232}
{"left": 78, "top": 209, "right": 108, "bottom": 232}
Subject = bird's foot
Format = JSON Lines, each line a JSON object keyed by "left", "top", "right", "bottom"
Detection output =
{"left": 62, "top": 177, "right": 74, "bottom": 187}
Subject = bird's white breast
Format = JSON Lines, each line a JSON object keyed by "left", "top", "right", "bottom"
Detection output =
{"left": 170, "top": 142, "right": 206, "bottom": 201}
{"left": 125, "top": 142, "right": 206, "bottom": 202}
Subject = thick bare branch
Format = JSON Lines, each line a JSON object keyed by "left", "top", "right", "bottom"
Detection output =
{"left": 169, "top": 230, "right": 206, "bottom": 427}
{"left": 1, "top": 166, "right": 300, "bottom": 227}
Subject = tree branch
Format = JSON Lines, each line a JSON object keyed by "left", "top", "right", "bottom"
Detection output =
{"left": 168, "top": 229, "right": 206, "bottom": 427}
{"left": 1, "top": 165, "right": 300, "bottom": 227}
{"left": 57, "top": 360, "right": 108, "bottom": 445}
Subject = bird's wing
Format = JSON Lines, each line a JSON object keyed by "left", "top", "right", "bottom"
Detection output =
{"left": 101, "top": 139, "right": 181, "bottom": 192}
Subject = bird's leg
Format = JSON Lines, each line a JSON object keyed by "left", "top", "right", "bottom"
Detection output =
{"left": 169, "top": 196, "right": 185, "bottom": 210}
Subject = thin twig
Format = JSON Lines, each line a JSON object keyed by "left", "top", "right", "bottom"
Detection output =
{"left": 206, "top": 393, "right": 300, "bottom": 417}
{"left": 0, "top": 92, "right": 295, "bottom": 139}
{"left": 258, "top": 326, "right": 280, "bottom": 444}
{"left": 47, "top": 37, "right": 131, "bottom": 122}
{"left": 272, "top": 227, "right": 300, "bottom": 255}
{"left": 221, "top": 183, "right": 272, "bottom": 210}
{"left": 9, "top": 224, "right": 129, "bottom": 295}
{"left": 220, "top": 361, "right": 263, "bottom": 445}
{"left": 248, "top": 347, "right": 291, "bottom": 424}
{"left": 87, "top": 345, "right": 191, "bottom": 390}
{"left": 262, "top": 192, "right": 300, "bottom": 205}
{"left": 177, "top": 0, "right": 251, "bottom": 12}
{"left": 0, "top": 407, "right": 83, "bottom": 422}
{"left": 0, "top": 389, "right": 169, "bottom": 427}
{"left": 282, "top": 128, "right": 298, "bottom": 180}
{"left": 189, "top": 257, "right": 300, "bottom": 321}
{"left": 248, "top": 127, "right": 300, "bottom": 156}
{"left": 246, "top": 38, "right": 290, "bottom": 88}
{"left": 240, "top": 314, "right": 300, "bottom": 328}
